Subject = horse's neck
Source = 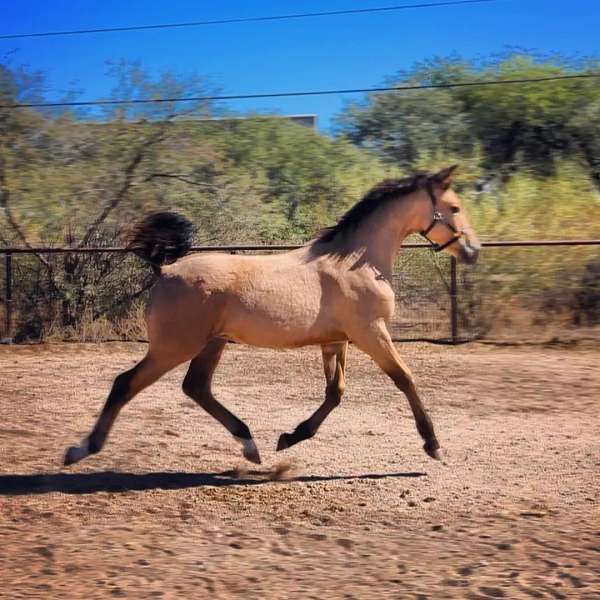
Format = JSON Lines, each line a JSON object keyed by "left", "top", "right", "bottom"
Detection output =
{"left": 342, "top": 195, "right": 421, "bottom": 278}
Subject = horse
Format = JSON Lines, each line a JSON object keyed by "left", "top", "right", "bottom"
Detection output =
{"left": 64, "top": 165, "right": 480, "bottom": 467}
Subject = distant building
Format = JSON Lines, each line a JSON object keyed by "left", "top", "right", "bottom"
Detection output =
{"left": 179, "top": 114, "right": 318, "bottom": 130}
{"left": 284, "top": 115, "right": 317, "bottom": 129}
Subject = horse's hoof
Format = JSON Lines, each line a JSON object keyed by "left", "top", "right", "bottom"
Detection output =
{"left": 276, "top": 433, "right": 290, "bottom": 452}
{"left": 423, "top": 440, "right": 442, "bottom": 461}
{"left": 429, "top": 448, "right": 443, "bottom": 461}
{"left": 64, "top": 444, "right": 88, "bottom": 466}
{"left": 236, "top": 437, "right": 261, "bottom": 465}
{"left": 244, "top": 446, "right": 262, "bottom": 465}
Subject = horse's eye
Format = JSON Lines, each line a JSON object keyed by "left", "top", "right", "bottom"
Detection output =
{"left": 450, "top": 206, "right": 460, "bottom": 214}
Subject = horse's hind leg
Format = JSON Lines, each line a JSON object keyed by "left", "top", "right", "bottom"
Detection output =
{"left": 64, "top": 351, "right": 179, "bottom": 466}
{"left": 182, "top": 338, "right": 261, "bottom": 465}
{"left": 350, "top": 319, "right": 441, "bottom": 460}
{"left": 277, "top": 341, "right": 347, "bottom": 451}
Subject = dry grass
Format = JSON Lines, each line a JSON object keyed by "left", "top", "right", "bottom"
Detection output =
{"left": 43, "top": 301, "right": 149, "bottom": 343}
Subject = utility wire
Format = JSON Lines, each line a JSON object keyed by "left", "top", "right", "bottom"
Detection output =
{"left": 0, "top": 0, "right": 498, "bottom": 40}
{"left": 2, "top": 73, "right": 599, "bottom": 110}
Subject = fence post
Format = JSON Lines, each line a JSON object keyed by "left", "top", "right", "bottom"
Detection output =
{"left": 4, "top": 251, "right": 13, "bottom": 343}
{"left": 450, "top": 256, "right": 458, "bottom": 344}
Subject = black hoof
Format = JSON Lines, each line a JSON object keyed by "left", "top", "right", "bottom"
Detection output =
{"left": 243, "top": 443, "right": 262, "bottom": 465}
{"left": 423, "top": 439, "right": 442, "bottom": 461}
{"left": 63, "top": 445, "right": 84, "bottom": 466}
{"left": 276, "top": 433, "right": 291, "bottom": 452}
{"left": 235, "top": 436, "right": 262, "bottom": 464}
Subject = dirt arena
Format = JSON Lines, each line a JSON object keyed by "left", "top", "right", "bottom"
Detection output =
{"left": 0, "top": 341, "right": 599, "bottom": 599}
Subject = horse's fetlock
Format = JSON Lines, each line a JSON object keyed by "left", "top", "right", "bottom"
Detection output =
{"left": 417, "top": 418, "right": 436, "bottom": 442}
{"left": 325, "top": 385, "right": 343, "bottom": 406}
{"left": 87, "top": 435, "right": 102, "bottom": 455}
{"left": 424, "top": 437, "right": 440, "bottom": 451}
{"left": 233, "top": 423, "right": 252, "bottom": 440}
{"left": 295, "top": 421, "right": 314, "bottom": 440}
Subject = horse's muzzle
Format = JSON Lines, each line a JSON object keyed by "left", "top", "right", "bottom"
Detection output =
{"left": 459, "top": 242, "right": 480, "bottom": 265}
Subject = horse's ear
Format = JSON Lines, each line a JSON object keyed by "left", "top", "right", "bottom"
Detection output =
{"left": 433, "top": 164, "right": 459, "bottom": 189}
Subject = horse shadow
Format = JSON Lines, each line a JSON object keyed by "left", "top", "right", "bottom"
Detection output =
{"left": 0, "top": 469, "right": 426, "bottom": 496}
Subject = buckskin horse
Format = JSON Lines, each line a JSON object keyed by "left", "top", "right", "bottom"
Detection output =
{"left": 64, "top": 165, "right": 480, "bottom": 467}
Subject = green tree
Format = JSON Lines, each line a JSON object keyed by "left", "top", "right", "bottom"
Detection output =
{"left": 336, "top": 57, "right": 472, "bottom": 170}
{"left": 336, "top": 53, "right": 600, "bottom": 183}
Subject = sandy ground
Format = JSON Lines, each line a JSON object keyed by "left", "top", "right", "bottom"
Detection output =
{"left": 0, "top": 341, "right": 599, "bottom": 599}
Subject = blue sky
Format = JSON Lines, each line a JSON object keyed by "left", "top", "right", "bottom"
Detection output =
{"left": 1, "top": 0, "right": 598, "bottom": 130}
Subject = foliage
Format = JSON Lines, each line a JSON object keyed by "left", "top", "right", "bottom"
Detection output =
{"left": 337, "top": 53, "right": 600, "bottom": 337}
{"left": 1, "top": 55, "right": 600, "bottom": 341}
{"left": 0, "top": 62, "right": 391, "bottom": 339}
{"left": 336, "top": 54, "right": 600, "bottom": 181}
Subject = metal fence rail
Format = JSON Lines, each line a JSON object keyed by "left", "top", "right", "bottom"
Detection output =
{"left": 1, "top": 239, "right": 600, "bottom": 344}
{"left": 2, "top": 239, "right": 600, "bottom": 253}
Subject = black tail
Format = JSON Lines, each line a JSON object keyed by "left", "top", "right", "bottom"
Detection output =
{"left": 126, "top": 211, "right": 195, "bottom": 274}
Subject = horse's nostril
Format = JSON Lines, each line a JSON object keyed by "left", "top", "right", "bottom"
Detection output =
{"left": 466, "top": 239, "right": 481, "bottom": 252}
{"left": 461, "top": 243, "right": 480, "bottom": 265}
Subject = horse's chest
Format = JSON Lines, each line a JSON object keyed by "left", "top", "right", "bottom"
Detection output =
{"left": 345, "top": 277, "right": 396, "bottom": 321}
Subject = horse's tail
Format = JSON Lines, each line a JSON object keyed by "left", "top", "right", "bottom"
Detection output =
{"left": 126, "top": 211, "right": 195, "bottom": 274}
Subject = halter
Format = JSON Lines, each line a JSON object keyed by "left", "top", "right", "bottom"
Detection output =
{"left": 420, "top": 180, "right": 463, "bottom": 252}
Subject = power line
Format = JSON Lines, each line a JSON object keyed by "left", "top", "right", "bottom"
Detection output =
{"left": 0, "top": 0, "right": 498, "bottom": 40}
{"left": 2, "top": 73, "right": 599, "bottom": 110}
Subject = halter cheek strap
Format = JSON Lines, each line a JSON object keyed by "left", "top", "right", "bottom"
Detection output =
{"left": 420, "top": 181, "right": 463, "bottom": 252}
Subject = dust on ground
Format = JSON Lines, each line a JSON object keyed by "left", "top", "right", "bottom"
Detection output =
{"left": 0, "top": 342, "right": 599, "bottom": 599}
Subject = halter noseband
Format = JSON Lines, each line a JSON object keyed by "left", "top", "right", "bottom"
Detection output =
{"left": 420, "top": 180, "right": 463, "bottom": 252}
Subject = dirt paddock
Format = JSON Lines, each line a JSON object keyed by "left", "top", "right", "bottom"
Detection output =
{"left": 0, "top": 341, "right": 599, "bottom": 599}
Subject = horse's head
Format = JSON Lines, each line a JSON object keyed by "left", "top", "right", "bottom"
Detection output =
{"left": 419, "top": 165, "right": 481, "bottom": 265}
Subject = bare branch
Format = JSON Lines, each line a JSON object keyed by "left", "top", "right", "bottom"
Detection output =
{"left": 78, "top": 124, "right": 168, "bottom": 248}
{"left": 146, "top": 172, "right": 214, "bottom": 188}
{"left": 145, "top": 171, "right": 226, "bottom": 205}
{"left": 0, "top": 147, "right": 54, "bottom": 270}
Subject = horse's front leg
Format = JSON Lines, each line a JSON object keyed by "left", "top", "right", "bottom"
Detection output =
{"left": 277, "top": 341, "right": 347, "bottom": 451}
{"left": 350, "top": 319, "right": 441, "bottom": 460}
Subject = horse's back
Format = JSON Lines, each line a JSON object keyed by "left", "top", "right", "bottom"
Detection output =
{"left": 148, "top": 251, "right": 345, "bottom": 349}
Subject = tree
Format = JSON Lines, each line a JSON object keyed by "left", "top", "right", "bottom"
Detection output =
{"left": 0, "top": 61, "right": 391, "bottom": 339}
{"left": 0, "top": 61, "right": 216, "bottom": 335}
{"left": 336, "top": 58, "right": 472, "bottom": 170}
{"left": 336, "top": 53, "right": 600, "bottom": 184}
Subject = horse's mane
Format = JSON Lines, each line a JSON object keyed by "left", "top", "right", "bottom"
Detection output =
{"left": 316, "top": 172, "right": 430, "bottom": 244}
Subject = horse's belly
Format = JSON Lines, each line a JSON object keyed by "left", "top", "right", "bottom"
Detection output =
{"left": 219, "top": 287, "right": 343, "bottom": 348}
{"left": 222, "top": 322, "right": 346, "bottom": 348}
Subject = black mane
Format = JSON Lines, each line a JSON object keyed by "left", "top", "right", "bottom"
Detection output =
{"left": 317, "top": 173, "right": 429, "bottom": 244}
